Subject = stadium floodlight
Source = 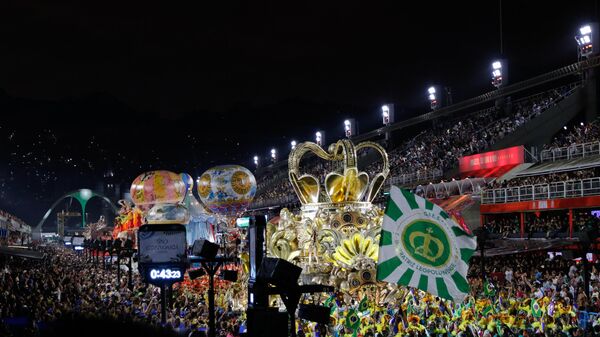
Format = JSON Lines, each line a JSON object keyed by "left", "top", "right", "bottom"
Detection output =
{"left": 581, "top": 25, "right": 592, "bottom": 35}
{"left": 382, "top": 105, "right": 389, "bottom": 117}
{"left": 344, "top": 120, "right": 352, "bottom": 138}
{"left": 427, "top": 87, "right": 438, "bottom": 110}
{"left": 291, "top": 140, "right": 297, "bottom": 150}
{"left": 253, "top": 155, "right": 259, "bottom": 167}
{"left": 270, "top": 148, "right": 277, "bottom": 162}
{"left": 576, "top": 24, "right": 594, "bottom": 58}
{"left": 315, "top": 131, "right": 323, "bottom": 146}
{"left": 491, "top": 60, "right": 504, "bottom": 88}
{"left": 381, "top": 104, "right": 394, "bottom": 125}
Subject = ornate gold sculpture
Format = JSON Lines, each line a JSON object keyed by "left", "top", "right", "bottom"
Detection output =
{"left": 267, "top": 139, "right": 389, "bottom": 293}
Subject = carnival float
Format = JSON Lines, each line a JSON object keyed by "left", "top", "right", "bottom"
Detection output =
{"left": 266, "top": 139, "right": 392, "bottom": 301}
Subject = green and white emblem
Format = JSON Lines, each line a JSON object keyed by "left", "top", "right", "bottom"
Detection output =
{"left": 376, "top": 186, "right": 476, "bottom": 302}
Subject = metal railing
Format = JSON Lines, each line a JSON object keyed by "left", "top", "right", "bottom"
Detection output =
{"left": 540, "top": 141, "right": 600, "bottom": 162}
{"left": 387, "top": 169, "right": 444, "bottom": 186}
{"left": 481, "top": 177, "right": 600, "bottom": 204}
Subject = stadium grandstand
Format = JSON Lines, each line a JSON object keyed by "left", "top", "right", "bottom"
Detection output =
{"left": 249, "top": 54, "right": 600, "bottom": 251}
{"left": 0, "top": 209, "right": 32, "bottom": 246}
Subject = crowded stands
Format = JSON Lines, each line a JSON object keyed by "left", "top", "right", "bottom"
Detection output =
{"left": 0, "top": 246, "right": 243, "bottom": 337}
{"left": 252, "top": 85, "right": 579, "bottom": 208}
{"left": 4, "top": 244, "right": 600, "bottom": 336}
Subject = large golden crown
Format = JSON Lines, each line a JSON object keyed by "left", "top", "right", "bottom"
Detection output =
{"left": 288, "top": 139, "right": 390, "bottom": 204}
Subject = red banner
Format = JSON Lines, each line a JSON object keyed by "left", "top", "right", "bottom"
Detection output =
{"left": 459, "top": 145, "right": 525, "bottom": 174}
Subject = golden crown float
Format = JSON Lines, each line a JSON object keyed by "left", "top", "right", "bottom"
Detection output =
{"left": 267, "top": 139, "right": 389, "bottom": 294}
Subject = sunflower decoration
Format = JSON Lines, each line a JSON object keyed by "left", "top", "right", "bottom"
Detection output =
{"left": 331, "top": 232, "right": 378, "bottom": 268}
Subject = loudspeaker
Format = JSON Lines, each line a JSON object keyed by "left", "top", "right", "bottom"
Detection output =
{"left": 298, "top": 304, "right": 330, "bottom": 324}
{"left": 221, "top": 270, "right": 238, "bottom": 282}
{"left": 247, "top": 307, "right": 288, "bottom": 337}
{"left": 192, "top": 239, "right": 219, "bottom": 259}
{"left": 188, "top": 268, "right": 206, "bottom": 280}
{"left": 258, "top": 257, "right": 302, "bottom": 289}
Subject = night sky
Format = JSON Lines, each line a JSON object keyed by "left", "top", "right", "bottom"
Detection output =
{"left": 0, "top": 1, "right": 597, "bottom": 226}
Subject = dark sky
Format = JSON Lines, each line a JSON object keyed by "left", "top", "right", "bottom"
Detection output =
{"left": 0, "top": 0, "right": 597, "bottom": 225}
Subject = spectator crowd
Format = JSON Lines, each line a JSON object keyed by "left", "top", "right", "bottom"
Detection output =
{"left": 4, "top": 244, "right": 600, "bottom": 336}
{"left": 252, "top": 85, "right": 578, "bottom": 208}
{"left": 485, "top": 210, "right": 599, "bottom": 237}
{"left": 0, "top": 246, "right": 243, "bottom": 337}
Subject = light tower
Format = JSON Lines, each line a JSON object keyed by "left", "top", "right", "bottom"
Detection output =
{"left": 381, "top": 104, "right": 394, "bottom": 125}
{"left": 428, "top": 86, "right": 439, "bottom": 110}
{"left": 315, "top": 131, "right": 325, "bottom": 146}
{"left": 290, "top": 140, "right": 297, "bottom": 150}
{"left": 253, "top": 155, "right": 259, "bottom": 168}
{"left": 492, "top": 61, "right": 502, "bottom": 87}
{"left": 343, "top": 119, "right": 356, "bottom": 138}
{"left": 270, "top": 149, "right": 277, "bottom": 163}
{"left": 575, "top": 24, "right": 597, "bottom": 59}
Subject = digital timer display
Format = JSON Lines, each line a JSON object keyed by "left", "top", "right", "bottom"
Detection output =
{"left": 149, "top": 268, "right": 183, "bottom": 281}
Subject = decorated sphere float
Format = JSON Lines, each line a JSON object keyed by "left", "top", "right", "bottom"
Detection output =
{"left": 130, "top": 170, "right": 190, "bottom": 224}
{"left": 197, "top": 165, "right": 257, "bottom": 217}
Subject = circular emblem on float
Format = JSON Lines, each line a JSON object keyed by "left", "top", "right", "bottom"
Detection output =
{"left": 198, "top": 174, "right": 211, "bottom": 198}
{"left": 231, "top": 170, "right": 252, "bottom": 195}
{"left": 401, "top": 219, "right": 451, "bottom": 268}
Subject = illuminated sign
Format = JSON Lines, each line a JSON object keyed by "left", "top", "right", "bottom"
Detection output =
{"left": 149, "top": 268, "right": 183, "bottom": 281}
{"left": 236, "top": 217, "right": 250, "bottom": 228}
{"left": 459, "top": 146, "right": 525, "bottom": 173}
{"left": 74, "top": 246, "right": 84, "bottom": 251}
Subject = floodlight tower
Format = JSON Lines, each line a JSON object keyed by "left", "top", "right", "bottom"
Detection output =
{"left": 428, "top": 86, "right": 439, "bottom": 110}
{"left": 575, "top": 24, "right": 597, "bottom": 59}
{"left": 253, "top": 155, "right": 259, "bottom": 168}
{"left": 575, "top": 23, "right": 600, "bottom": 121}
{"left": 343, "top": 119, "right": 356, "bottom": 138}
{"left": 290, "top": 140, "right": 297, "bottom": 150}
{"left": 381, "top": 104, "right": 394, "bottom": 125}
{"left": 270, "top": 148, "right": 277, "bottom": 163}
{"left": 315, "top": 131, "right": 325, "bottom": 146}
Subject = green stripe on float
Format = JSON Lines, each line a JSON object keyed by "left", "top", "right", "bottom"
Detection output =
{"left": 452, "top": 227, "right": 471, "bottom": 237}
{"left": 425, "top": 200, "right": 435, "bottom": 210}
{"left": 418, "top": 274, "right": 429, "bottom": 292}
{"left": 439, "top": 211, "right": 450, "bottom": 219}
{"left": 451, "top": 272, "right": 470, "bottom": 294}
{"left": 380, "top": 230, "right": 393, "bottom": 246}
{"left": 385, "top": 198, "right": 403, "bottom": 221}
{"left": 400, "top": 189, "right": 420, "bottom": 210}
{"left": 376, "top": 256, "right": 401, "bottom": 281}
{"left": 397, "top": 268, "right": 415, "bottom": 287}
{"left": 436, "top": 277, "right": 452, "bottom": 301}
{"left": 460, "top": 248, "right": 475, "bottom": 264}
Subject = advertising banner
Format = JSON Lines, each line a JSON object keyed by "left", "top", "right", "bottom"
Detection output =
{"left": 459, "top": 145, "right": 525, "bottom": 174}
